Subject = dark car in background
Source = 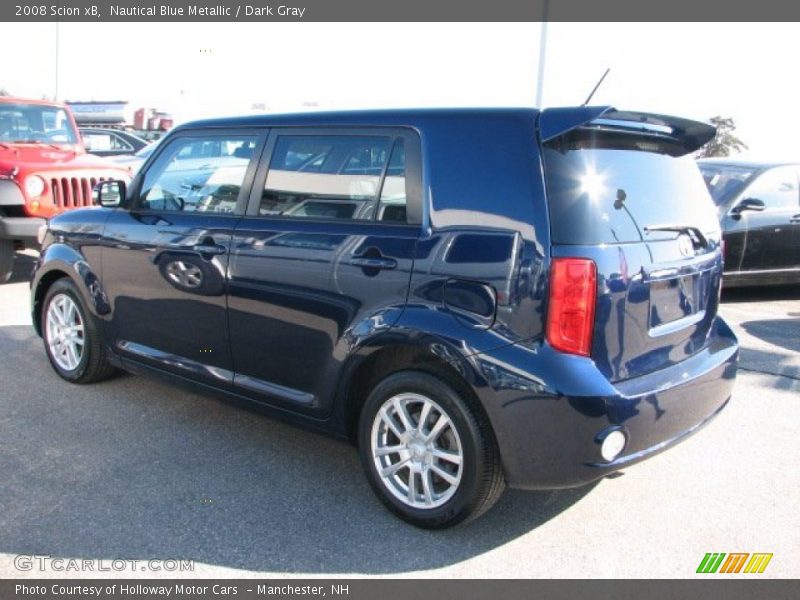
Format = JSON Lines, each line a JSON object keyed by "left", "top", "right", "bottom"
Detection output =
{"left": 31, "top": 107, "right": 738, "bottom": 528}
{"left": 80, "top": 127, "right": 149, "bottom": 158}
{"left": 697, "top": 159, "right": 800, "bottom": 287}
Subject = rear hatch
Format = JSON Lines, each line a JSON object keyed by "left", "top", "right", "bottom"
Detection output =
{"left": 540, "top": 108, "right": 722, "bottom": 382}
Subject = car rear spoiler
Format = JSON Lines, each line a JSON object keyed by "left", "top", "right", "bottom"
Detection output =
{"left": 538, "top": 106, "right": 716, "bottom": 156}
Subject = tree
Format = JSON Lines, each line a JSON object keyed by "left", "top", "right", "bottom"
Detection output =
{"left": 696, "top": 115, "right": 748, "bottom": 158}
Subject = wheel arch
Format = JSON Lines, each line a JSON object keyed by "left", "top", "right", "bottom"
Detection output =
{"left": 338, "top": 336, "right": 491, "bottom": 444}
{"left": 32, "top": 245, "right": 109, "bottom": 336}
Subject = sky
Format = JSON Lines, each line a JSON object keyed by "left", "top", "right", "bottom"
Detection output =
{"left": 1, "top": 22, "right": 798, "bottom": 159}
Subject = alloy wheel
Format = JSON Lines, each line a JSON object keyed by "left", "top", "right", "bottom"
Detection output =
{"left": 370, "top": 392, "right": 464, "bottom": 509}
{"left": 45, "top": 293, "right": 85, "bottom": 371}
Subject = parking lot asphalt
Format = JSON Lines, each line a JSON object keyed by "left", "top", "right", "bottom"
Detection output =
{"left": 1, "top": 252, "right": 798, "bottom": 578}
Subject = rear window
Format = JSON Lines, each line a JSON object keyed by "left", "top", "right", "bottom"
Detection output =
{"left": 543, "top": 129, "right": 719, "bottom": 244}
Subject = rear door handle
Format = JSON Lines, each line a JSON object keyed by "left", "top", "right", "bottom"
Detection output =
{"left": 790, "top": 214, "right": 800, "bottom": 223}
{"left": 349, "top": 257, "right": 397, "bottom": 270}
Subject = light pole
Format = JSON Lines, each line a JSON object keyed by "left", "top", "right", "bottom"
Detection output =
{"left": 535, "top": 0, "right": 550, "bottom": 108}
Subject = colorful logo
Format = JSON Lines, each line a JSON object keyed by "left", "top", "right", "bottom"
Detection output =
{"left": 697, "top": 553, "right": 773, "bottom": 574}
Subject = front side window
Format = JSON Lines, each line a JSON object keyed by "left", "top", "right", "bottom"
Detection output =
{"left": 259, "top": 134, "right": 406, "bottom": 221}
{"left": 138, "top": 135, "right": 257, "bottom": 214}
{"left": 739, "top": 166, "right": 799, "bottom": 210}
{"left": 698, "top": 163, "right": 758, "bottom": 206}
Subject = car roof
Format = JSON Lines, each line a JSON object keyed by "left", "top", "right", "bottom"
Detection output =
{"left": 174, "top": 107, "right": 540, "bottom": 131}
{"left": 696, "top": 157, "right": 799, "bottom": 169}
{"left": 79, "top": 127, "right": 146, "bottom": 139}
{"left": 0, "top": 96, "right": 67, "bottom": 109}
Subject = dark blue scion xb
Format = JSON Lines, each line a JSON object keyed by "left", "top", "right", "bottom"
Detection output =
{"left": 31, "top": 107, "right": 738, "bottom": 528}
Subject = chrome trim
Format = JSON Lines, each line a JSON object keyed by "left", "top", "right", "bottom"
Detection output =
{"left": 232, "top": 373, "right": 316, "bottom": 405}
{"left": 648, "top": 310, "right": 706, "bottom": 338}
{"left": 117, "top": 340, "right": 233, "bottom": 383}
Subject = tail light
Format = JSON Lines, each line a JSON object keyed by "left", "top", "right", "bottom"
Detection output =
{"left": 546, "top": 258, "right": 597, "bottom": 356}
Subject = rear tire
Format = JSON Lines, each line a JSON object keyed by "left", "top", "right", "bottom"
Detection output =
{"left": 0, "top": 239, "right": 13, "bottom": 283}
{"left": 41, "top": 278, "right": 116, "bottom": 384}
{"left": 358, "top": 370, "right": 505, "bottom": 528}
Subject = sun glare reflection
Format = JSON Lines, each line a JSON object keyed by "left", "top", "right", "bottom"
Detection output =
{"left": 579, "top": 167, "right": 607, "bottom": 201}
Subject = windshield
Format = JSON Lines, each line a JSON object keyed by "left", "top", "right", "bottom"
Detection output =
{"left": 543, "top": 129, "right": 720, "bottom": 244}
{"left": 0, "top": 103, "right": 79, "bottom": 145}
{"left": 697, "top": 163, "right": 758, "bottom": 206}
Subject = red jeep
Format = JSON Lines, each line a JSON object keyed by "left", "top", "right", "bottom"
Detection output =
{"left": 0, "top": 97, "right": 129, "bottom": 281}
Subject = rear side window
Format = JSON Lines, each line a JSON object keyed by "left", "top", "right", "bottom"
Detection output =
{"left": 543, "top": 130, "right": 719, "bottom": 244}
{"left": 377, "top": 139, "right": 407, "bottom": 223}
{"left": 259, "top": 134, "right": 407, "bottom": 222}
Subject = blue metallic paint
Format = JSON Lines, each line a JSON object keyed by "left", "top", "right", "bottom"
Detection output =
{"left": 226, "top": 218, "right": 418, "bottom": 416}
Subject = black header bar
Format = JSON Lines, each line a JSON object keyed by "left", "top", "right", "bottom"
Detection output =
{"left": 4, "top": 0, "right": 800, "bottom": 22}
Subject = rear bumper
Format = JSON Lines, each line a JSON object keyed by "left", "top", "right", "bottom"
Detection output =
{"left": 471, "top": 316, "right": 739, "bottom": 490}
{"left": 0, "top": 217, "right": 45, "bottom": 245}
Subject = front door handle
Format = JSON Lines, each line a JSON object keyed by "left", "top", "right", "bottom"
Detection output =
{"left": 349, "top": 256, "right": 397, "bottom": 270}
{"left": 193, "top": 243, "right": 226, "bottom": 256}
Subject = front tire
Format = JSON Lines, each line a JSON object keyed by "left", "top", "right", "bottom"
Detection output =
{"left": 41, "top": 278, "right": 116, "bottom": 383}
{"left": 358, "top": 370, "right": 505, "bottom": 528}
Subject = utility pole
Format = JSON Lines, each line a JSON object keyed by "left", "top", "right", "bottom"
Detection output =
{"left": 54, "top": 22, "right": 60, "bottom": 100}
{"left": 535, "top": 0, "right": 550, "bottom": 108}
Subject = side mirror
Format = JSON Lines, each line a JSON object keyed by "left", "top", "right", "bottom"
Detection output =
{"left": 732, "top": 197, "right": 766, "bottom": 214}
{"left": 93, "top": 180, "right": 126, "bottom": 208}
